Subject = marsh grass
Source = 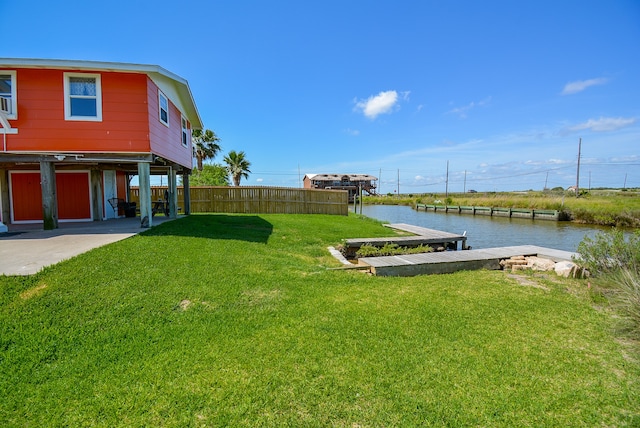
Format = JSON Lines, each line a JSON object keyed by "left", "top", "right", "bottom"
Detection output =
{"left": 1, "top": 214, "right": 639, "bottom": 426}
{"left": 365, "top": 190, "right": 640, "bottom": 227}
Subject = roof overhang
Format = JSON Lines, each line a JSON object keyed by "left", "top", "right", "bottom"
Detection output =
{"left": 0, "top": 151, "right": 191, "bottom": 175}
{"left": 305, "top": 173, "right": 378, "bottom": 181}
{"left": 0, "top": 58, "right": 203, "bottom": 130}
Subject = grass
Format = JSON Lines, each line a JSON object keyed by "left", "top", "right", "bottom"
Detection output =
{"left": 1, "top": 213, "right": 639, "bottom": 427}
{"left": 365, "top": 189, "right": 640, "bottom": 227}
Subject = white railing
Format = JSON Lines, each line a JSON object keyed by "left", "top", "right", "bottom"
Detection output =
{"left": 0, "top": 96, "right": 11, "bottom": 115}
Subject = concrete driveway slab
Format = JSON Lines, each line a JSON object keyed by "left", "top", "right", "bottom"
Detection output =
{"left": 0, "top": 217, "right": 175, "bottom": 276}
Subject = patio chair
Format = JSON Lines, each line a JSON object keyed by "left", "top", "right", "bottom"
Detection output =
{"left": 107, "top": 197, "right": 124, "bottom": 216}
{"left": 108, "top": 198, "right": 137, "bottom": 218}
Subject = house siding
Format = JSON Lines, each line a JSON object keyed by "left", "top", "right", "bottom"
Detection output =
{"left": 147, "top": 77, "right": 192, "bottom": 169}
{"left": 1, "top": 68, "right": 150, "bottom": 153}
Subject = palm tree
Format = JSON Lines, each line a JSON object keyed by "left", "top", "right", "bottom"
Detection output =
{"left": 223, "top": 150, "right": 251, "bottom": 186}
{"left": 192, "top": 129, "right": 221, "bottom": 171}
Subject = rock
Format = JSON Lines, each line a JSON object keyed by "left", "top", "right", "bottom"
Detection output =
{"left": 501, "top": 258, "right": 528, "bottom": 267}
{"left": 554, "top": 261, "right": 589, "bottom": 278}
{"left": 527, "top": 256, "right": 556, "bottom": 271}
{"left": 555, "top": 261, "right": 575, "bottom": 277}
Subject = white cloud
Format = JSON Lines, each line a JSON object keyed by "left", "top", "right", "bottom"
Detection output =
{"left": 354, "top": 90, "right": 399, "bottom": 119}
{"left": 344, "top": 128, "right": 360, "bottom": 136}
{"left": 447, "top": 96, "right": 491, "bottom": 118}
{"left": 565, "top": 116, "right": 637, "bottom": 133}
{"left": 561, "top": 77, "right": 608, "bottom": 95}
{"left": 256, "top": 178, "right": 264, "bottom": 182}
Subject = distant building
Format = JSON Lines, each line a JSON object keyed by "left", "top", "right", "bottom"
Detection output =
{"left": 303, "top": 173, "right": 377, "bottom": 201}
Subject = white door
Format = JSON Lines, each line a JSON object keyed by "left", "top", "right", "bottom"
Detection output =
{"left": 103, "top": 170, "right": 118, "bottom": 219}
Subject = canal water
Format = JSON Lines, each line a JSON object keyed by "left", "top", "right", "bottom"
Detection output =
{"left": 353, "top": 205, "right": 611, "bottom": 252}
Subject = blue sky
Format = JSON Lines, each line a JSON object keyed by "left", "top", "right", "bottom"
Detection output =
{"left": 3, "top": 0, "right": 639, "bottom": 192}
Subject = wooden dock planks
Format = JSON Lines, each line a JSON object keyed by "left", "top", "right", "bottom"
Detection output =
{"left": 359, "top": 245, "right": 577, "bottom": 276}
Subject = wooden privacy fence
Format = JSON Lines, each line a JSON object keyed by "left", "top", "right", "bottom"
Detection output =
{"left": 130, "top": 186, "right": 348, "bottom": 215}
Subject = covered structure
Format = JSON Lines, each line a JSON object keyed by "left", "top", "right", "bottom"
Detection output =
{"left": 0, "top": 58, "right": 203, "bottom": 230}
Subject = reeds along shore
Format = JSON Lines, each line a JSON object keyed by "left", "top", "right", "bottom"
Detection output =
{"left": 362, "top": 190, "right": 640, "bottom": 227}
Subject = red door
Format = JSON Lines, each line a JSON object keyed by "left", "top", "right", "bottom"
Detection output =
{"left": 56, "top": 172, "right": 91, "bottom": 220}
{"left": 10, "top": 171, "right": 91, "bottom": 222}
{"left": 10, "top": 172, "right": 42, "bottom": 222}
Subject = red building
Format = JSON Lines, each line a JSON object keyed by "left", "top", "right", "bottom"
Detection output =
{"left": 0, "top": 58, "right": 203, "bottom": 230}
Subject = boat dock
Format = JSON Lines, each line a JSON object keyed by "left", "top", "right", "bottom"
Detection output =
{"left": 359, "top": 245, "right": 577, "bottom": 277}
{"left": 415, "top": 204, "right": 565, "bottom": 221}
{"left": 343, "top": 223, "right": 468, "bottom": 257}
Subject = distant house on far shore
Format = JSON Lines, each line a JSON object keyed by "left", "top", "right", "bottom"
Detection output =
{"left": 303, "top": 173, "right": 377, "bottom": 202}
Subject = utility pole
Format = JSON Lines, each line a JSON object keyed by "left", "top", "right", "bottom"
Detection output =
{"left": 544, "top": 171, "right": 549, "bottom": 190}
{"left": 575, "top": 137, "right": 581, "bottom": 198}
{"left": 624, "top": 173, "right": 628, "bottom": 190}
{"left": 397, "top": 169, "right": 400, "bottom": 197}
{"left": 445, "top": 160, "right": 449, "bottom": 199}
{"left": 463, "top": 170, "right": 467, "bottom": 193}
{"left": 379, "top": 168, "right": 382, "bottom": 195}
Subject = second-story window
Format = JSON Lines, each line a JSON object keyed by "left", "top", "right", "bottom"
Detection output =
{"left": 64, "top": 73, "right": 102, "bottom": 121}
{"left": 0, "top": 72, "right": 17, "bottom": 119}
{"left": 181, "top": 116, "right": 189, "bottom": 147}
{"left": 159, "top": 91, "right": 169, "bottom": 126}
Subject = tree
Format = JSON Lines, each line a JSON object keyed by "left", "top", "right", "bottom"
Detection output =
{"left": 223, "top": 150, "right": 251, "bottom": 186}
{"left": 185, "top": 164, "right": 230, "bottom": 186}
{"left": 192, "top": 129, "right": 221, "bottom": 171}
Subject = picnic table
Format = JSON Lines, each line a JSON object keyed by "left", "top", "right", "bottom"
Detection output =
{"left": 152, "top": 200, "right": 169, "bottom": 217}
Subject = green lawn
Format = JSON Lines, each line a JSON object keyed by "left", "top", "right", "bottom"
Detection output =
{"left": 1, "top": 214, "right": 638, "bottom": 427}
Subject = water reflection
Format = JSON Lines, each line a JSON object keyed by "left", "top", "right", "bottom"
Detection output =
{"left": 354, "top": 205, "right": 611, "bottom": 252}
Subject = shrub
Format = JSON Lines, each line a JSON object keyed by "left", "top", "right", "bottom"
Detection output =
{"left": 576, "top": 228, "right": 640, "bottom": 276}
{"left": 356, "top": 243, "right": 433, "bottom": 258}
{"left": 577, "top": 229, "right": 640, "bottom": 340}
{"left": 609, "top": 269, "right": 640, "bottom": 338}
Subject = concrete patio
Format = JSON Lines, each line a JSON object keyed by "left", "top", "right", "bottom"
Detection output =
{"left": 0, "top": 217, "right": 176, "bottom": 276}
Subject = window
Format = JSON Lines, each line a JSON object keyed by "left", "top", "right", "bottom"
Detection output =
{"left": 159, "top": 91, "right": 169, "bottom": 126}
{"left": 181, "top": 116, "right": 189, "bottom": 147}
{"left": 64, "top": 73, "right": 102, "bottom": 121}
{"left": 0, "top": 71, "right": 17, "bottom": 119}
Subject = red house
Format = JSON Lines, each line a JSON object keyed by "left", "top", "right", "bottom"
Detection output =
{"left": 0, "top": 58, "right": 203, "bottom": 230}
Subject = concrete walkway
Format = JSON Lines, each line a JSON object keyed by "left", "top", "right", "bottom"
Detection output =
{"left": 0, "top": 217, "right": 175, "bottom": 276}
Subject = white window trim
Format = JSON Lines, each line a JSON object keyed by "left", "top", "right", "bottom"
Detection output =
{"left": 158, "top": 90, "right": 169, "bottom": 127}
{"left": 0, "top": 70, "right": 17, "bottom": 120}
{"left": 63, "top": 72, "right": 102, "bottom": 121}
{"left": 181, "top": 115, "right": 189, "bottom": 147}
